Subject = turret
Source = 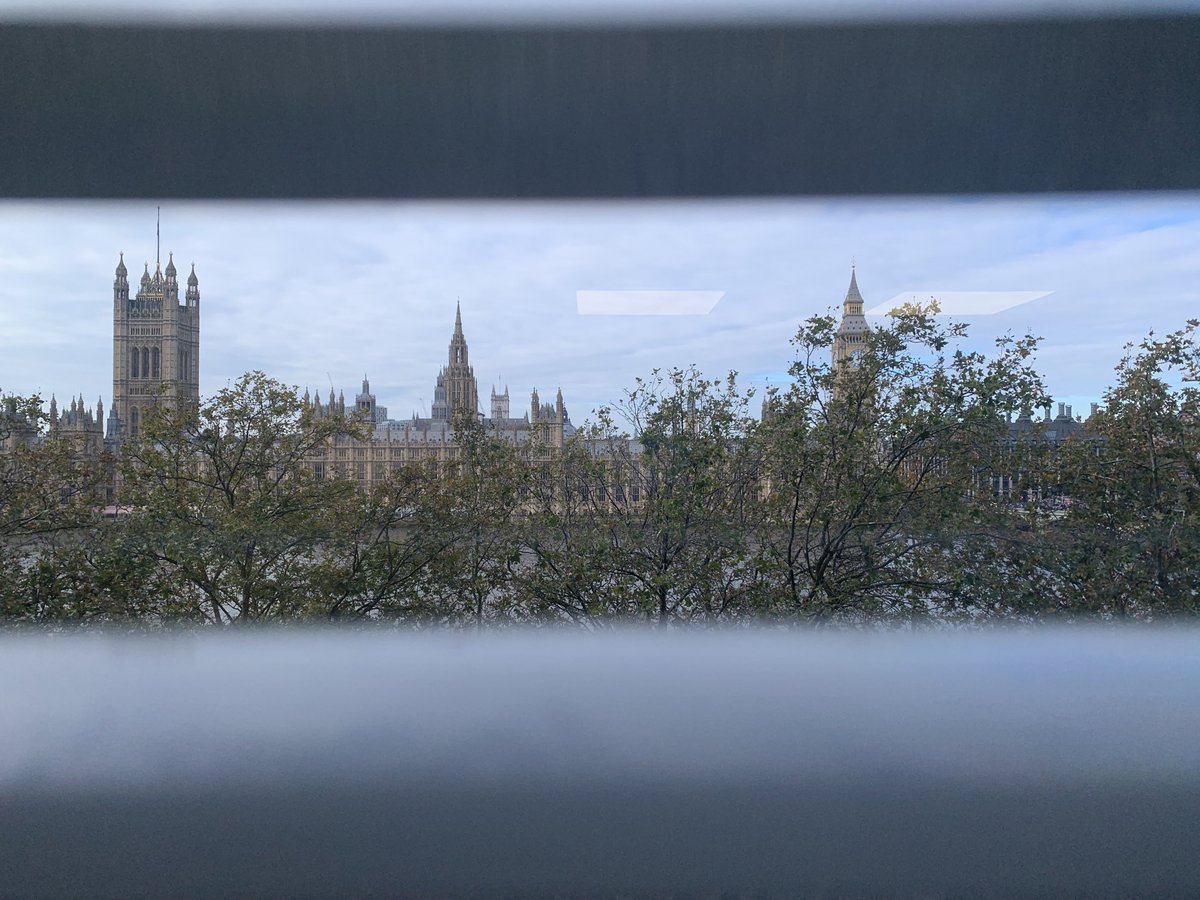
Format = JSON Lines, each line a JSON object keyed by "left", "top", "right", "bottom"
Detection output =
{"left": 114, "top": 253, "right": 129, "bottom": 302}
{"left": 531, "top": 388, "right": 540, "bottom": 422}
{"left": 356, "top": 376, "right": 382, "bottom": 422}
{"left": 186, "top": 263, "right": 200, "bottom": 308}
{"left": 162, "top": 252, "right": 178, "bottom": 302}
{"left": 844, "top": 266, "right": 865, "bottom": 317}
{"left": 448, "top": 301, "right": 469, "bottom": 367}
{"left": 105, "top": 403, "right": 121, "bottom": 442}
{"left": 490, "top": 384, "right": 510, "bottom": 420}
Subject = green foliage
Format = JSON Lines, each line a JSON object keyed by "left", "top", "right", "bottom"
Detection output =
{"left": 515, "top": 367, "right": 761, "bottom": 625}
{"left": 311, "top": 461, "right": 456, "bottom": 622}
{"left": 1048, "top": 320, "right": 1200, "bottom": 617}
{"left": 412, "top": 413, "right": 527, "bottom": 626}
{"left": 4, "top": 314, "right": 1200, "bottom": 628}
{"left": 1, "top": 391, "right": 105, "bottom": 541}
{"left": 750, "top": 306, "right": 1047, "bottom": 622}
{"left": 117, "top": 371, "right": 366, "bottom": 624}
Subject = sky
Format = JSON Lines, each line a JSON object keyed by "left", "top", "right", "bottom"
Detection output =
{"left": 1, "top": 195, "right": 1198, "bottom": 426}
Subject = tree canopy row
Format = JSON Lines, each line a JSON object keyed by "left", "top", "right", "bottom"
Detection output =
{"left": 3, "top": 310, "right": 1198, "bottom": 627}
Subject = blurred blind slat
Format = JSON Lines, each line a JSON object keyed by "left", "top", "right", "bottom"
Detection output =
{"left": 2, "top": 632, "right": 1200, "bottom": 896}
{"left": 1, "top": 14, "right": 1198, "bottom": 198}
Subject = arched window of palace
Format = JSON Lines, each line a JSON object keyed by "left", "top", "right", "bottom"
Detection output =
{"left": 151, "top": 347, "right": 160, "bottom": 379}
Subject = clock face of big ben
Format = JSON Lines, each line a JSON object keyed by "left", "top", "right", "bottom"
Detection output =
{"left": 850, "top": 349, "right": 864, "bottom": 365}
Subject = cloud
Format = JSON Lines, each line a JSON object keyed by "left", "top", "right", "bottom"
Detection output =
{"left": 1, "top": 195, "right": 1199, "bottom": 421}
{"left": 868, "top": 292, "right": 1052, "bottom": 316}
{"left": 578, "top": 291, "right": 725, "bottom": 316}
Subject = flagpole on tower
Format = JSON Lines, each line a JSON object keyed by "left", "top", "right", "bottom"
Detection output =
{"left": 156, "top": 206, "right": 161, "bottom": 267}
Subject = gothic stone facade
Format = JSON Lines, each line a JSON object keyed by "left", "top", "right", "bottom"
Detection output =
{"left": 109, "top": 251, "right": 200, "bottom": 441}
{"left": 302, "top": 305, "right": 573, "bottom": 490}
{"left": 833, "top": 266, "right": 869, "bottom": 371}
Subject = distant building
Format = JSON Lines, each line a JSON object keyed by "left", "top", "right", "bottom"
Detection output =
{"left": 4, "top": 242, "right": 570, "bottom": 495}
{"left": 107, "top": 249, "right": 200, "bottom": 442}
{"left": 833, "top": 264, "right": 870, "bottom": 371}
{"left": 89, "top": 241, "right": 571, "bottom": 490}
{"left": 763, "top": 266, "right": 1104, "bottom": 501}
{"left": 0, "top": 396, "right": 40, "bottom": 453}
{"left": 430, "top": 302, "right": 479, "bottom": 422}
{"left": 990, "top": 402, "right": 1100, "bottom": 500}
{"left": 1, "top": 246, "right": 201, "bottom": 502}
{"left": 302, "top": 305, "right": 574, "bottom": 489}
{"left": 6, "top": 249, "right": 1102, "bottom": 506}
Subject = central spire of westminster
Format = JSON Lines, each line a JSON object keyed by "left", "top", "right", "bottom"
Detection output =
{"left": 448, "top": 300, "right": 469, "bottom": 369}
{"left": 431, "top": 303, "right": 479, "bottom": 421}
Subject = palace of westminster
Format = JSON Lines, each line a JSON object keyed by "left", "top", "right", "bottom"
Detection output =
{"left": 5, "top": 245, "right": 575, "bottom": 491}
{"left": 5, "top": 243, "right": 1090, "bottom": 496}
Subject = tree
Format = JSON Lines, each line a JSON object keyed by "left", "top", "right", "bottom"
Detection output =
{"left": 1, "top": 392, "right": 104, "bottom": 541}
{"left": 1, "top": 392, "right": 116, "bottom": 625}
{"left": 0, "top": 519, "right": 173, "bottom": 627}
{"left": 117, "top": 371, "right": 365, "bottom": 624}
{"left": 511, "top": 431, "right": 622, "bottom": 625}
{"left": 517, "top": 367, "right": 761, "bottom": 626}
{"left": 312, "top": 458, "right": 463, "bottom": 624}
{"left": 417, "top": 412, "right": 526, "bottom": 627}
{"left": 751, "top": 306, "right": 1047, "bottom": 622}
{"left": 1049, "top": 320, "right": 1200, "bottom": 617}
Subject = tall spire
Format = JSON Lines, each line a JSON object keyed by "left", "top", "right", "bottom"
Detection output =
{"left": 454, "top": 300, "right": 463, "bottom": 336}
{"left": 834, "top": 263, "right": 870, "bottom": 371}
{"left": 845, "top": 263, "right": 864, "bottom": 307}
